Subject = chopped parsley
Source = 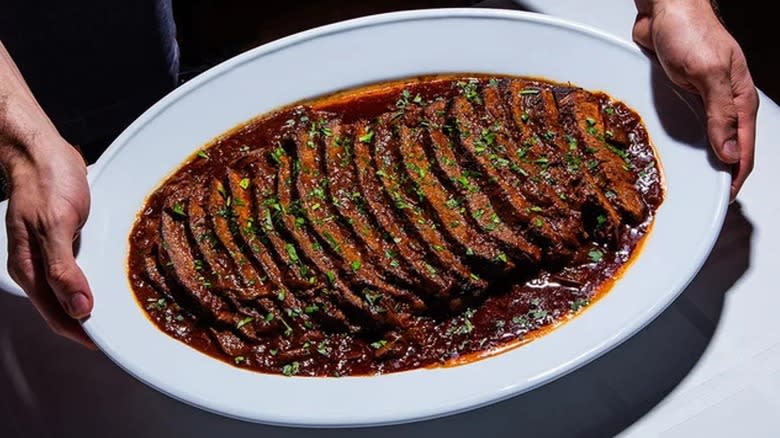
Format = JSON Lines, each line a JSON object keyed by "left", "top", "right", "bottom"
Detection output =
{"left": 317, "top": 342, "right": 331, "bottom": 356}
{"left": 456, "top": 79, "right": 482, "bottom": 104}
{"left": 363, "top": 289, "right": 382, "bottom": 307}
{"left": 566, "top": 135, "right": 578, "bottom": 150}
{"left": 519, "top": 88, "right": 540, "bottom": 95}
{"left": 239, "top": 178, "right": 250, "bottom": 190}
{"left": 270, "top": 146, "right": 286, "bottom": 164}
{"left": 588, "top": 249, "right": 604, "bottom": 263}
{"left": 197, "top": 150, "right": 209, "bottom": 160}
{"left": 236, "top": 316, "right": 254, "bottom": 329}
{"left": 370, "top": 339, "right": 388, "bottom": 349}
{"left": 285, "top": 243, "right": 299, "bottom": 262}
{"left": 359, "top": 129, "right": 375, "bottom": 143}
{"left": 570, "top": 298, "right": 590, "bottom": 312}
{"left": 172, "top": 202, "right": 186, "bottom": 218}
{"left": 282, "top": 361, "right": 300, "bottom": 377}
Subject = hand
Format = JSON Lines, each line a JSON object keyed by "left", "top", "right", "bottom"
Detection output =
{"left": 1, "top": 41, "right": 95, "bottom": 347}
{"left": 3, "top": 139, "right": 95, "bottom": 347}
{"left": 633, "top": 0, "right": 758, "bottom": 200}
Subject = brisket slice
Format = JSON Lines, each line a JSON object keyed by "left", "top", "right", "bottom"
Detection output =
{"left": 248, "top": 155, "right": 357, "bottom": 334}
{"left": 555, "top": 88, "right": 646, "bottom": 223}
{"left": 504, "top": 79, "right": 622, "bottom": 242}
{"left": 225, "top": 167, "right": 297, "bottom": 298}
{"left": 160, "top": 195, "right": 266, "bottom": 340}
{"left": 351, "top": 121, "right": 458, "bottom": 298}
{"left": 483, "top": 83, "right": 582, "bottom": 220}
{"left": 473, "top": 83, "right": 584, "bottom": 249}
{"left": 142, "top": 247, "right": 251, "bottom": 357}
{"left": 208, "top": 329, "right": 251, "bottom": 357}
{"left": 370, "top": 117, "right": 488, "bottom": 296}
{"left": 227, "top": 169, "right": 349, "bottom": 334}
{"left": 448, "top": 95, "right": 573, "bottom": 261}
{"left": 396, "top": 122, "right": 516, "bottom": 276}
{"left": 274, "top": 145, "right": 410, "bottom": 331}
{"left": 322, "top": 120, "right": 420, "bottom": 290}
{"left": 422, "top": 99, "right": 541, "bottom": 265}
{"left": 202, "top": 180, "right": 268, "bottom": 301}
{"left": 227, "top": 167, "right": 348, "bottom": 333}
{"left": 289, "top": 122, "right": 425, "bottom": 312}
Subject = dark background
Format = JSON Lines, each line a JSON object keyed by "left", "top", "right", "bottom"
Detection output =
{"left": 173, "top": 0, "right": 779, "bottom": 103}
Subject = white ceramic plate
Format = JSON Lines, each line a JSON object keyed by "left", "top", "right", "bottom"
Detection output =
{"left": 0, "top": 9, "right": 729, "bottom": 427}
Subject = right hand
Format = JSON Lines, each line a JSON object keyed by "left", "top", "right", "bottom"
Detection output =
{"left": 2, "top": 134, "right": 95, "bottom": 348}
{"left": 633, "top": 0, "right": 758, "bottom": 200}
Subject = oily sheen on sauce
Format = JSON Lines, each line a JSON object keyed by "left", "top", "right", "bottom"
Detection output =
{"left": 127, "top": 74, "right": 663, "bottom": 377}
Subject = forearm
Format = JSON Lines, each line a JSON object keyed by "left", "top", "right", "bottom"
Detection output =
{"left": 635, "top": 0, "right": 718, "bottom": 16}
{"left": 0, "top": 41, "right": 64, "bottom": 181}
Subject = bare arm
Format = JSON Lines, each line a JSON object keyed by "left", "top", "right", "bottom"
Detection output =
{"left": 633, "top": 0, "right": 758, "bottom": 200}
{"left": 0, "top": 40, "right": 94, "bottom": 347}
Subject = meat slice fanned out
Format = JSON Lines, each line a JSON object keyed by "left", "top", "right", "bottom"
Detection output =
{"left": 322, "top": 120, "right": 420, "bottom": 290}
{"left": 129, "top": 75, "right": 661, "bottom": 376}
{"left": 371, "top": 117, "right": 487, "bottom": 294}
{"left": 423, "top": 99, "right": 541, "bottom": 265}
{"left": 274, "top": 143, "right": 411, "bottom": 331}
{"left": 448, "top": 94, "right": 574, "bottom": 261}
{"left": 555, "top": 88, "right": 647, "bottom": 223}
{"left": 289, "top": 121, "right": 426, "bottom": 312}
{"left": 396, "top": 122, "right": 515, "bottom": 276}
{"left": 351, "top": 121, "right": 458, "bottom": 297}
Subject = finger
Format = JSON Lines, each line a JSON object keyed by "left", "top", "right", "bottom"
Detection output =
{"left": 37, "top": 220, "right": 93, "bottom": 319}
{"left": 730, "top": 85, "right": 759, "bottom": 200}
{"left": 7, "top": 226, "right": 95, "bottom": 348}
{"left": 632, "top": 15, "right": 655, "bottom": 51}
{"left": 690, "top": 69, "right": 740, "bottom": 165}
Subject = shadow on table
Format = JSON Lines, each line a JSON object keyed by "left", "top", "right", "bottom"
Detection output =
{"left": 0, "top": 202, "right": 752, "bottom": 438}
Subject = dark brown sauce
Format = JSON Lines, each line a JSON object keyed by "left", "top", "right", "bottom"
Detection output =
{"left": 127, "top": 74, "right": 663, "bottom": 376}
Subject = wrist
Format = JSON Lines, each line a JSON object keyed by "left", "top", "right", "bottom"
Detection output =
{"left": 0, "top": 97, "right": 68, "bottom": 180}
{"left": 639, "top": 0, "right": 716, "bottom": 16}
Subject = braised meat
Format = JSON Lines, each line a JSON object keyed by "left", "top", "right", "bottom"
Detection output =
{"left": 128, "top": 75, "right": 663, "bottom": 376}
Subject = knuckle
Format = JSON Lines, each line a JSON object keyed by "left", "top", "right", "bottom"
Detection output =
{"left": 7, "top": 259, "right": 31, "bottom": 285}
{"left": 682, "top": 53, "right": 727, "bottom": 81}
{"left": 46, "top": 261, "right": 74, "bottom": 289}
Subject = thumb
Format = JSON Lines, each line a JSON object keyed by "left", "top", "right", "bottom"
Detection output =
{"left": 38, "top": 226, "right": 93, "bottom": 319}
{"left": 692, "top": 71, "right": 740, "bottom": 164}
{"left": 632, "top": 15, "right": 655, "bottom": 51}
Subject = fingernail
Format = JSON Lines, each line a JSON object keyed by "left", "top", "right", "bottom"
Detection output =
{"left": 67, "top": 293, "right": 90, "bottom": 316}
{"left": 723, "top": 139, "right": 739, "bottom": 163}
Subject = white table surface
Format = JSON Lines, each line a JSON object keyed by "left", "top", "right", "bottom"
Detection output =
{"left": 2, "top": 1, "right": 778, "bottom": 436}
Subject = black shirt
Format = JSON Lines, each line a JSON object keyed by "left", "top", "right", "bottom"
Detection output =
{"left": 1, "top": 0, "right": 178, "bottom": 162}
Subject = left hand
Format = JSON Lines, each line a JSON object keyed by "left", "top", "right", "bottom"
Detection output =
{"left": 633, "top": 0, "right": 758, "bottom": 201}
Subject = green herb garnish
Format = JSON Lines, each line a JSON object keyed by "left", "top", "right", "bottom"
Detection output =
{"left": 588, "top": 249, "right": 604, "bottom": 263}
{"left": 236, "top": 316, "right": 254, "bottom": 329}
